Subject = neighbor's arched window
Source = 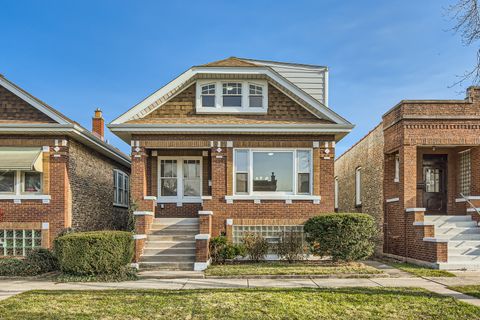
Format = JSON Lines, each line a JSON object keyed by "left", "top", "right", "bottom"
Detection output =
{"left": 355, "top": 167, "right": 362, "bottom": 206}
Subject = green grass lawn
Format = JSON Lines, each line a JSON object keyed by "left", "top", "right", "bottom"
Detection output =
{"left": 448, "top": 285, "right": 480, "bottom": 298}
{"left": 0, "top": 288, "right": 478, "bottom": 319}
{"left": 387, "top": 262, "right": 456, "bottom": 277}
{"left": 205, "top": 262, "right": 383, "bottom": 277}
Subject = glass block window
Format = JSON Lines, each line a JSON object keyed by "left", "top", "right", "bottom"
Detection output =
{"left": 0, "top": 229, "right": 42, "bottom": 256}
{"left": 232, "top": 225, "right": 304, "bottom": 245}
{"left": 459, "top": 150, "right": 471, "bottom": 196}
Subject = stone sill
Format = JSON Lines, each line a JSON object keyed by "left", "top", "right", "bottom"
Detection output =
{"left": 0, "top": 194, "right": 51, "bottom": 202}
{"left": 224, "top": 195, "right": 321, "bottom": 204}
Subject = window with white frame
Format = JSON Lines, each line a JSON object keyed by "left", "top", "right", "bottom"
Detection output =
{"left": 233, "top": 149, "right": 312, "bottom": 195}
{"left": 223, "top": 82, "right": 242, "bottom": 107}
{"left": 0, "top": 170, "right": 42, "bottom": 195}
{"left": 355, "top": 167, "right": 362, "bottom": 206}
{"left": 394, "top": 154, "right": 400, "bottom": 182}
{"left": 158, "top": 157, "right": 202, "bottom": 203}
{"left": 196, "top": 80, "right": 268, "bottom": 113}
{"left": 201, "top": 83, "right": 216, "bottom": 107}
{"left": 249, "top": 84, "right": 263, "bottom": 108}
{"left": 114, "top": 170, "right": 129, "bottom": 207}
{"left": 334, "top": 177, "right": 339, "bottom": 209}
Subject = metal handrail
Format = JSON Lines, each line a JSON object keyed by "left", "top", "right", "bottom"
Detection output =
{"left": 459, "top": 193, "right": 480, "bottom": 216}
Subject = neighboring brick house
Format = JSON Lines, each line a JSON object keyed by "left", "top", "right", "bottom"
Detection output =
{"left": 0, "top": 75, "right": 131, "bottom": 257}
{"left": 335, "top": 87, "right": 480, "bottom": 270}
{"left": 109, "top": 57, "right": 354, "bottom": 270}
{"left": 334, "top": 124, "right": 384, "bottom": 252}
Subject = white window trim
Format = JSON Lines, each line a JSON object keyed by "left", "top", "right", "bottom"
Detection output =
{"left": 157, "top": 156, "right": 203, "bottom": 204}
{"left": 196, "top": 80, "right": 268, "bottom": 114}
{"left": 355, "top": 167, "right": 362, "bottom": 206}
{"left": 233, "top": 148, "right": 313, "bottom": 197}
{"left": 114, "top": 169, "right": 129, "bottom": 208}
{"left": 0, "top": 170, "right": 43, "bottom": 196}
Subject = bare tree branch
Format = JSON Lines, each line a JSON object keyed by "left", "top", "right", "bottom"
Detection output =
{"left": 448, "top": 0, "right": 480, "bottom": 86}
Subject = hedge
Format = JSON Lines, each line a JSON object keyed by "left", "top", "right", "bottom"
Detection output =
{"left": 304, "top": 213, "right": 377, "bottom": 262}
{"left": 54, "top": 231, "right": 134, "bottom": 275}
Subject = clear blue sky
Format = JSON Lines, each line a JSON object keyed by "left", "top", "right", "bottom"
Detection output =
{"left": 0, "top": 0, "right": 476, "bottom": 155}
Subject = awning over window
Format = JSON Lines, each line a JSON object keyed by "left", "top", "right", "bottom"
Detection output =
{"left": 0, "top": 147, "right": 43, "bottom": 172}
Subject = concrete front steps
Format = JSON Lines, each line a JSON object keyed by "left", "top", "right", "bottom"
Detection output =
{"left": 139, "top": 218, "right": 198, "bottom": 271}
{"left": 424, "top": 215, "right": 480, "bottom": 270}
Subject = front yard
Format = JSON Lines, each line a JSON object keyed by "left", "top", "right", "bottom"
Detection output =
{"left": 385, "top": 261, "right": 456, "bottom": 278}
{"left": 205, "top": 261, "right": 383, "bottom": 277}
{"left": 0, "top": 288, "right": 478, "bottom": 319}
{"left": 448, "top": 285, "right": 480, "bottom": 298}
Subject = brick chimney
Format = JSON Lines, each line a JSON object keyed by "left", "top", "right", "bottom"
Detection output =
{"left": 467, "top": 86, "right": 480, "bottom": 102}
{"left": 92, "top": 108, "right": 105, "bottom": 140}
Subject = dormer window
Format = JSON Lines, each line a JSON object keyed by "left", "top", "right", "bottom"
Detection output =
{"left": 249, "top": 84, "right": 263, "bottom": 108}
{"left": 196, "top": 80, "right": 268, "bottom": 113}
{"left": 222, "top": 83, "right": 242, "bottom": 107}
{"left": 201, "top": 84, "right": 216, "bottom": 107}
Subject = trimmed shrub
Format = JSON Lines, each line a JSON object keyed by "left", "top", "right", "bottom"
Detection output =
{"left": 0, "top": 259, "right": 40, "bottom": 277}
{"left": 25, "top": 248, "right": 59, "bottom": 273}
{"left": 54, "top": 231, "right": 134, "bottom": 275}
{"left": 304, "top": 213, "right": 377, "bottom": 262}
{"left": 209, "top": 235, "right": 246, "bottom": 264}
{"left": 276, "top": 231, "right": 309, "bottom": 263}
{"left": 242, "top": 233, "right": 269, "bottom": 262}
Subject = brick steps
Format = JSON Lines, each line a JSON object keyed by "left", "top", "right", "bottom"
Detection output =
{"left": 139, "top": 218, "right": 198, "bottom": 271}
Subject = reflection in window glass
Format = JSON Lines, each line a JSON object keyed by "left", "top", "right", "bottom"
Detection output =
{"left": 160, "top": 160, "right": 178, "bottom": 197}
{"left": 23, "top": 172, "right": 41, "bottom": 193}
{"left": 0, "top": 171, "right": 15, "bottom": 193}
{"left": 253, "top": 152, "right": 293, "bottom": 192}
{"left": 222, "top": 83, "right": 242, "bottom": 107}
{"left": 183, "top": 160, "right": 201, "bottom": 197}
{"left": 235, "top": 150, "right": 249, "bottom": 193}
{"left": 249, "top": 84, "right": 263, "bottom": 108}
{"left": 297, "top": 151, "right": 311, "bottom": 194}
{"left": 201, "top": 84, "right": 215, "bottom": 107}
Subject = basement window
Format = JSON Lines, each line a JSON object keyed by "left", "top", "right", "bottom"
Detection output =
{"left": 0, "top": 229, "right": 42, "bottom": 257}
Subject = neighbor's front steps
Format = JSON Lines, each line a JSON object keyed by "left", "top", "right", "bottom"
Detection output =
{"left": 424, "top": 215, "right": 480, "bottom": 270}
{"left": 139, "top": 218, "right": 198, "bottom": 271}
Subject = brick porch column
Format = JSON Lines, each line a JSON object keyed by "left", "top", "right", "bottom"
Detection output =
{"left": 131, "top": 146, "right": 156, "bottom": 263}
{"left": 194, "top": 210, "right": 213, "bottom": 271}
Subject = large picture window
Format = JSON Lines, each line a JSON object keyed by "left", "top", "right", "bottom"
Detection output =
{"left": 158, "top": 157, "right": 202, "bottom": 203}
{"left": 114, "top": 170, "right": 129, "bottom": 207}
{"left": 234, "top": 149, "right": 312, "bottom": 195}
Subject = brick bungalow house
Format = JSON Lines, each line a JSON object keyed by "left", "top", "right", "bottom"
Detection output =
{"left": 335, "top": 87, "right": 480, "bottom": 270}
{"left": 0, "top": 75, "right": 131, "bottom": 257}
{"left": 109, "top": 57, "right": 354, "bottom": 270}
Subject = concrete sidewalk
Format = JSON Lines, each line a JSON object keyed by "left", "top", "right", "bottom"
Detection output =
{"left": 1, "top": 276, "right": 480, "bottom": 306}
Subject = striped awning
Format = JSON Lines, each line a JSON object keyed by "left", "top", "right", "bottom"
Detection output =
{"left": 0, "top": 147, "right": 43, "bottom": 172}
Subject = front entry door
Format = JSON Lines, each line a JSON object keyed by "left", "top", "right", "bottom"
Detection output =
{"left": 158, "top": 157, "right": 202, "bottom": 204}
{"left": 422, "top": 155, "right": 447, "bottom": 214}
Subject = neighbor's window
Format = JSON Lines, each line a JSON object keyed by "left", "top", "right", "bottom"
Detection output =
{"left": 334, "top": 177, "right": 339, "bottom": 209}
{"left": 0, "top": 170, "right": 42, "bottom": 194}
{"left": 0, "top": 171, "right": 15, "bottom": 193}
{"left": 249, "top": 84, "right": 263, "bottom": 108}
{"left": 394, "top": 154, "right": 400, "bottom": 182}
{"left": 222, "top": 83, "right": 242, "bottom": 107}
{"left": 234, "top": 149, "right": 311, "bottom": 195}
{"left": 201, "top": 83, "right": 216, "bottom": 107}
{"left": 114, "top": 170, "right": 129, "bottom": 207}
{"left": 22, "top": 172, "right": 42, "bottom": 193}
{"left": 355, "top": 167, "right": 362, "bottom": 206}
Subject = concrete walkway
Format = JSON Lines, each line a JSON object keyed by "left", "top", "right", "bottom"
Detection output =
{"left": 1, "top": 276, "right": 480, "bottom": 306}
